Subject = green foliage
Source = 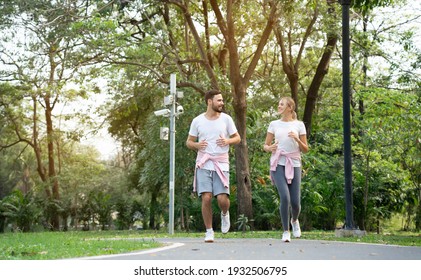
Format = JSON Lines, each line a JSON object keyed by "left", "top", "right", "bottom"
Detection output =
{"left": 92, "top": 191, "right": 114, "bottom": 230}
{"left": 114, "top": 197, "right": 135, "bottom": 230}
{"left": 252, "top": 183, "right": 281, "bottom": 230}
{"left": 1, "top": 190, "right": 42, "bottom": 232}
{"left": 0, "top": 199, "right": 7, "bottom": 232}
{"left": 77, "top": 189, "right": 115, "bottom": 231}
{"left": 300, "top": 148, "right": 344, "bottom": 230}
{"left": 352, "top": 0, "right": 396, "bottom": 12}
{"left": 351, "top": 88, "right": 420, "bottom": 231}
{"left": 235, "top": 214, "right": 250, "bottom": 233}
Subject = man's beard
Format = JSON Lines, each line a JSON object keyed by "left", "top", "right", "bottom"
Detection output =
{"left": 212, "top": 104, "right": 224, "bottom": 113}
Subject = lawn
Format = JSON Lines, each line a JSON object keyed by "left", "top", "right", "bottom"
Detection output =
{"left": 0, "top": 230, "right": 161, "bottom": 260}
{"left": 0, "top": 229, "right": 420, "bottom": 260}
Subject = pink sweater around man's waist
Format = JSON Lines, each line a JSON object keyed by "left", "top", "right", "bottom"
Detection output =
{"left": 193, "top": 151, "right": 229, "bottom": 192}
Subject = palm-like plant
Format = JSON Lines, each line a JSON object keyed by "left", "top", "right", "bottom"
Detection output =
{"left": 1, "top": 190, "right": 41, "bottom": 232}
{"left": 0, "top": 198, "right": 7, "bottom": 232}
{"left": 235, "top": 214, "right": 253, "bottom": 233}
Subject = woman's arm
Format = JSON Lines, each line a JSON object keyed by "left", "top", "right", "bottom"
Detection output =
{"left": 288, "top": 132, "right": 309, "bottom": 153}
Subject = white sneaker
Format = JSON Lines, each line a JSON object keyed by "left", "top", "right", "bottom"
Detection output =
{"left": 204, "top": 230, "right": 214, "bottom": 243}
{"left": 282, "top": 231, "right": 291, "bottom": 242}
{"left": 221, "top": 211, "right": 230, "bottom": 234}
{"left": 291, "top": 219, "right": 301, "bottom": 238}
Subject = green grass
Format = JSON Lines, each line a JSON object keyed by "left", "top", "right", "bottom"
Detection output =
{"left": 171, "top": 230, "right": 421, "bottom": 247}
{"left": 295, "top": 230, "right": 421, "bottom": 247}
{"left": 0, "top": 230, "right": 162, "bottom": 260}
{"left": 0, "top": 229, "right": 419, "bottom": 260}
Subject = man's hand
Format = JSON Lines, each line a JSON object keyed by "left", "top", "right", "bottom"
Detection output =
{"left": 197, "top": 139, "right": 208, "bottom": 150}
{"left": 216, "top": 135, "right": 228, "bottom": 147}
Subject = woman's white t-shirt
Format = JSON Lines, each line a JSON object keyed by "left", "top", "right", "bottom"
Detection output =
{"left": 188, "top": 113, "right": 238, "bottom": 171}
{"left": 267, "top": 120, "right": 306, "bottom": 167}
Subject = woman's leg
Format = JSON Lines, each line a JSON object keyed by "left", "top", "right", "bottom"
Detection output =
{"left": 271, "top": 165, "right": 290, "bottom": 231}
{"left": 289, "top": 167, "right": 302, "bottom": 221}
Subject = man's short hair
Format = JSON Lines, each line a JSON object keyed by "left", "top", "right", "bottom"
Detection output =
{"left": 204, "top": 89, "right": 221, "bottom": 105}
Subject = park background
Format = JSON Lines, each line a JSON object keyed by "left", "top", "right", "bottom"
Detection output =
{"left": 0, "top": 0, "right": 420, "bottom": 239}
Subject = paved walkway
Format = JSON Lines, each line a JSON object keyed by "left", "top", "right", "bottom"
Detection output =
{"left": 81, "top": 237, "right": 421, "bottom": 260}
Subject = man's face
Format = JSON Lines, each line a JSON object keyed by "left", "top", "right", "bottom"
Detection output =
{"left": 211, "top": 94, "right": 224, "bottom": 113}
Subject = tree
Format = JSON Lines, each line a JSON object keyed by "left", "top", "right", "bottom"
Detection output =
{"left": 352, "top": 88, "right": 420, "bottom": 231}
{"left": 85, "top": 0, "right": 281, "bottom": 223}
{"left": 302, "top": 0, "right": 339, "bottom": 135}
{"left": 160, "top": 0, "right": 280, "bottom": 221}
{"left": 348, "top": 0, "right": 421, "bottom": 230}
{"left": 0, "top": 0, "right": 105, "bottom": 230}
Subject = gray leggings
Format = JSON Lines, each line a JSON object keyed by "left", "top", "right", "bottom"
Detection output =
{"left": 271, "top": 165, "right": 301, "bottom": 231}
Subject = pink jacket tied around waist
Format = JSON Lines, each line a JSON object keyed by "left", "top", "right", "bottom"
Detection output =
{"left": 193, "top": 151, "right": 229, "bottom": 192}
{"left": 270, "top": 149, "right": 301, "bottom": 184}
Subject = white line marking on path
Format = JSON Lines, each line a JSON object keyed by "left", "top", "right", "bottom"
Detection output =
{"left": 71, "top": 242, "right": 185, "bottom": 260}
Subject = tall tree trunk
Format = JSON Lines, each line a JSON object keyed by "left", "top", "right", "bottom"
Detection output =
{"left": 274, "top": 28, "right": 300, "bottom": 108}
{"left": 302, "top": 34, "right": 338, "bottom": 135}
{"left": 45, "top": 95, "right": 60, "bottom": 230}
{"left": 32, "top": 96, "right": 49, "bottom": 196}
{"left": 416, "top": 187, "right": 421, "bottom": 230}
{"left": 149, "top": 187, "right": 159, "bottom": 229}
{"left": 302, "top": 0, "right": 338, "bottom": 136}
{"left": 232, "top": 85, "right": 253, "bottom": 221}
{"left": 223, "top": 0, "right": 277, "bottom": 222}
{"left": 46, "top": 43, "right": 60, "bottom": 230}
{"left": 274, "top": 4, "right": 319, "bottom": 114}
{"left": 362, "top": 151, "right": 370, "bottom": 230}
{"left": 360, "top": 12, "right": 369, "bottom": 116}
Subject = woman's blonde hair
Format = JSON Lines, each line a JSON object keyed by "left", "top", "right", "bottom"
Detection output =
{"left": 281, "top": 97, "right": 297, "bottom": 120}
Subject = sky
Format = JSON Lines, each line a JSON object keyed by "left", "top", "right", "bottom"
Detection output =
{"left": 58, "top": 89, "right": 120, "bottom": 160}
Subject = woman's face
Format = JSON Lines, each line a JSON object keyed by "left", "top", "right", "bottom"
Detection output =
{"left": 278, "top": 99, "right": 290, "bottom": 115}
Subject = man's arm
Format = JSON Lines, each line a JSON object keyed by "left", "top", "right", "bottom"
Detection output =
{"left": 229, "top": 132, "right": 241, "bottom": 145}
{"left": 186, "top": 135, "right": 198, "bottom": 150}
{"left": 186, "top": 135, "right": 209, "bottom": 151}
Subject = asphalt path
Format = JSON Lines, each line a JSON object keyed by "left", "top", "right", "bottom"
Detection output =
{"left": 80, "top": 237, "right": 421, "bottom": 260}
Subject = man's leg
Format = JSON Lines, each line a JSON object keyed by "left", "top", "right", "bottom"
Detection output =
{"left": 201, "top": 192, "right": 213, "bottom": 229}
{"left": 214, "top": 170, "right": 230, "bottom": 233}
{"left": 196, "top": 169, "right": 215, "bottom": 242}
{"left": 217, "top": 194, "right": 230, "bottom": 214}
{"left": 217, "top": 194, "right": 230, "bottom": 233}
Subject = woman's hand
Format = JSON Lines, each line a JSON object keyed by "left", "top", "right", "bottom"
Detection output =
{"left": 264, "top": 141, "right": 278, "bottom": 152}
{"left": 288, "top": 131, "right": 299, "bottom": 141}
{"left": 289, "top": 132, "right": 309, "bottom": 153}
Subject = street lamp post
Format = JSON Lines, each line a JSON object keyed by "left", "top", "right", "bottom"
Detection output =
{"left": 154, "top": 73, "right": 183, "bottom": 235}
{"left": 168, "top": 74, "right": 176, "bottom": 235}
{"left": 340, "top": 0, "right": 355, "bottom": 231}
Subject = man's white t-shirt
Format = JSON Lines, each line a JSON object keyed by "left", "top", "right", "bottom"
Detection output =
{"left": 188, "top": 112, "right": 238, "bottom": 171}
{"left": 267, "top": 120, "right": 306, "bottom": 167}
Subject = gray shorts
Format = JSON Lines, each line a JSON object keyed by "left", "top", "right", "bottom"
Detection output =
{"left": 196, "top": 168, "right": 230, "bottom": 197}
